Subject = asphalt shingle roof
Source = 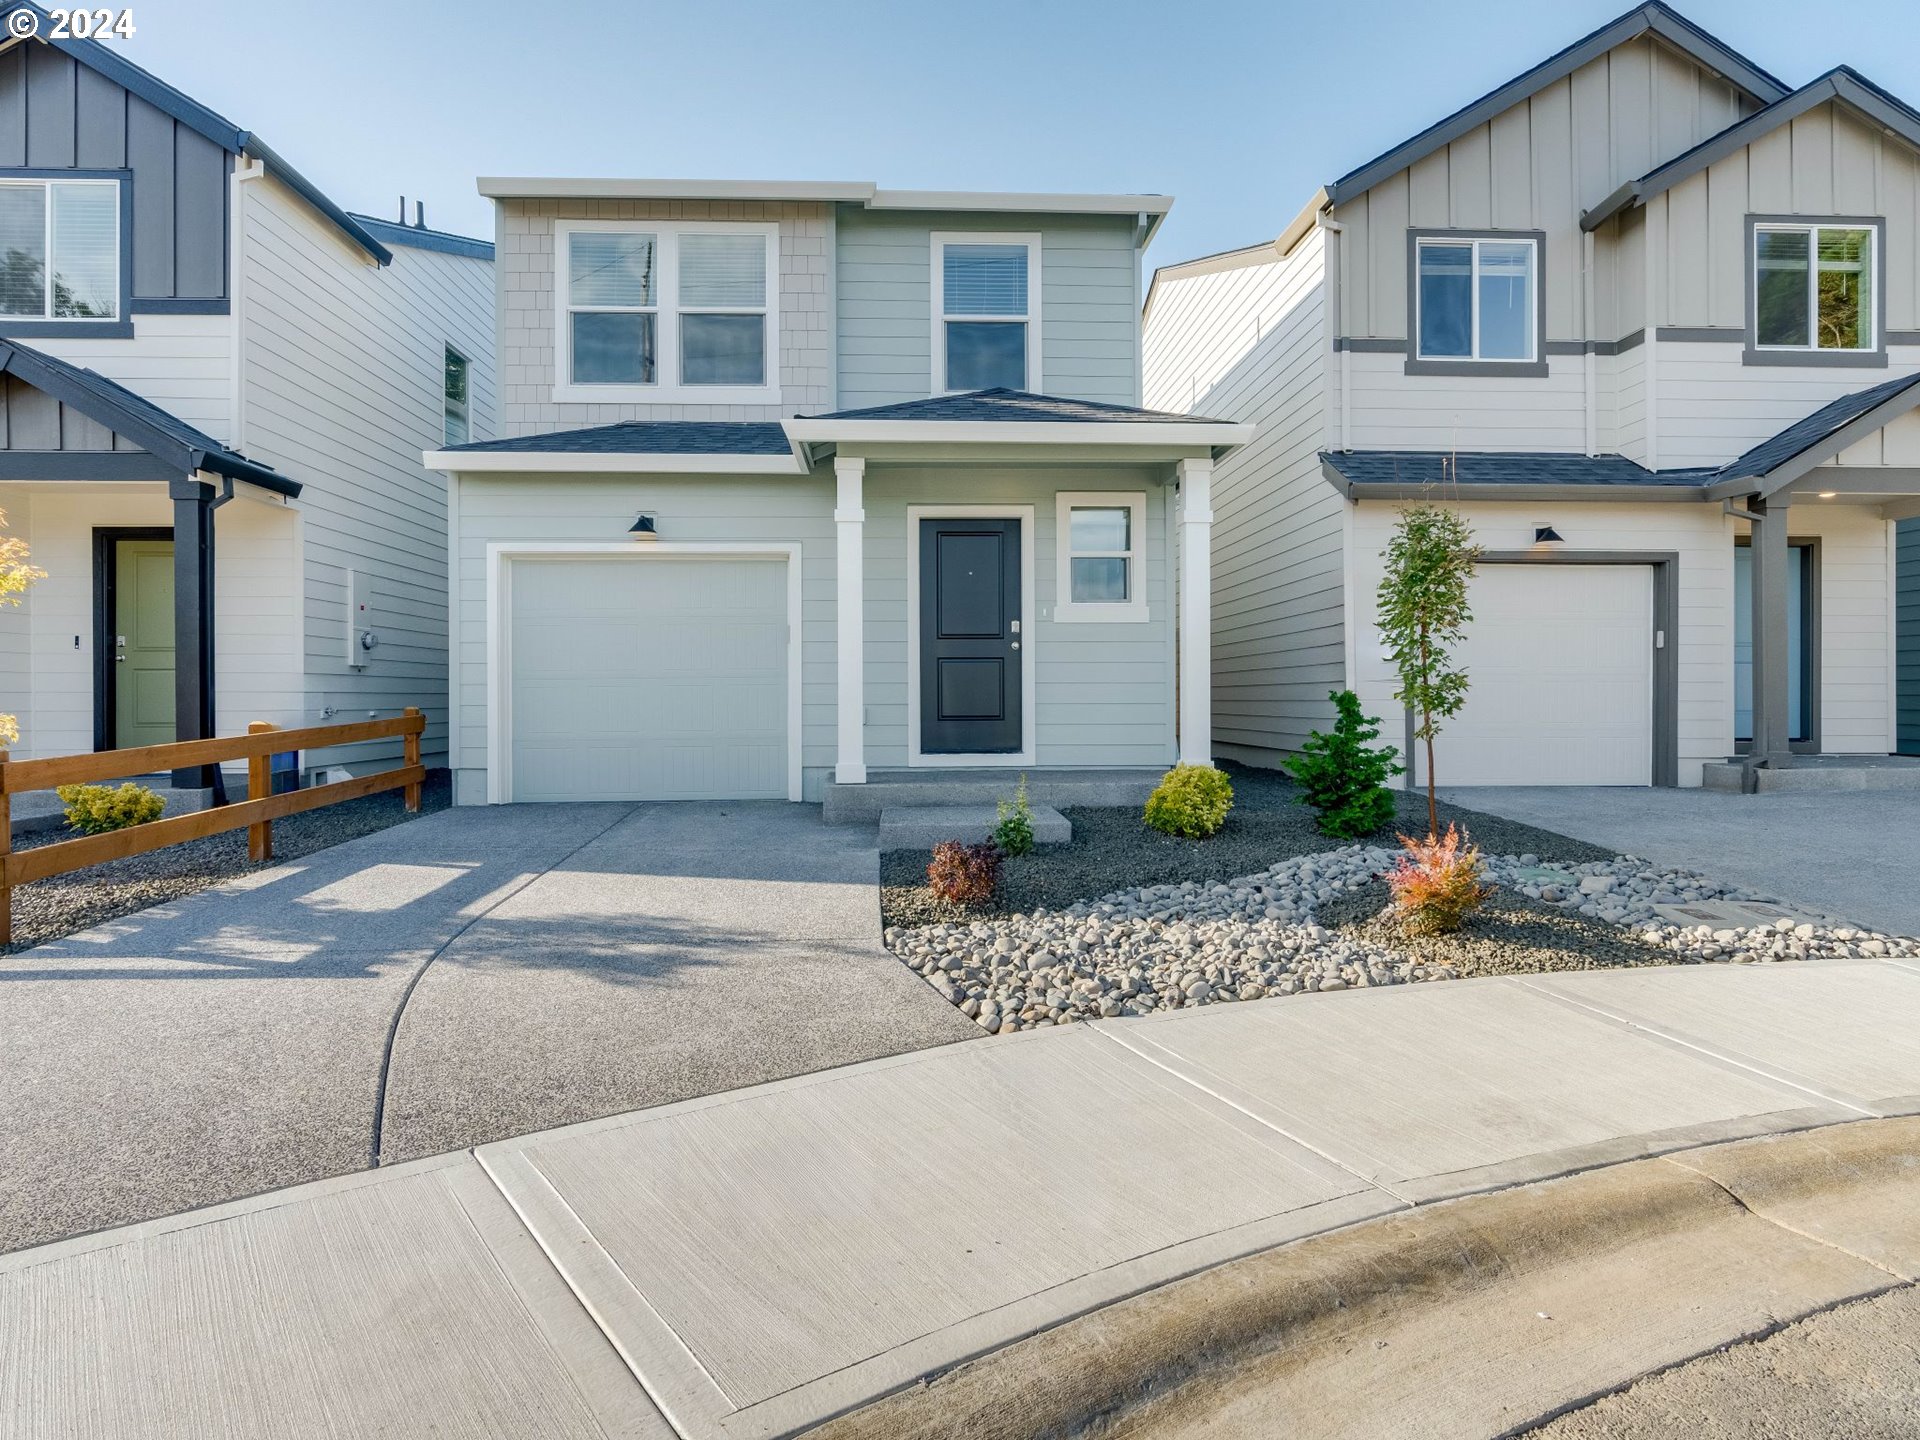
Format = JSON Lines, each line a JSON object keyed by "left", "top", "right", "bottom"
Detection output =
{"left": 1323, "top": 451, "right": 1714, "bottom": 488}
{"left": 807, "top": 388, "right": 1231, "bottom": 424}
{"left": 443, "top": 421, "right": 793, "bottom": 456}
{"left": 1712, "top": 371, "right": 1920, "bottom": 482}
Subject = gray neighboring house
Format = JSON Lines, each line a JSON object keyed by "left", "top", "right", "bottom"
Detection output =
{"left": 1146, "top": 1, "right": 1920, "bottom": 787}
{"left": 426, "top": 179, "right": 1248, "bottom": 807}
{"left": 0, "top": 3, "right": 494, "bottom": 780}
{"left": 1902, "top": 517, "right": 1919, "bottom": 753}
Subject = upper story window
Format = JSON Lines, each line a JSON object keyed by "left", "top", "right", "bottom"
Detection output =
{"left": 0, "top": 178, "right": 120, "bottom": 322}
{"left": 444, "top": 346, "right": 470, "bottom": 445}
{"left": 555, "top": 220, "right": 778, "bottom": 402}
{"left": 1412, "top": 234, "right": 1538, "bottom": 367}
{"left": 1751, "top": 220, "right": 1880, "bottom": 362}
{"left": 934, "top": 232, "right": 1039, "bottom": 392}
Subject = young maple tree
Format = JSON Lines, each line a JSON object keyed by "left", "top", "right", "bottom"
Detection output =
{"left": 0, "top": 508, "right": 45, "bottom": 747}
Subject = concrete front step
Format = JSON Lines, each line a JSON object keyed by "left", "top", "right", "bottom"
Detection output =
{"left": 878, "top": 804, "right": 1071, "bottom": 852}
{"left": 1702, "top": 756, "right": 1920, "bottom": 792}
{"left": 824, "top": 767, "right": 1161, "bottom": 824}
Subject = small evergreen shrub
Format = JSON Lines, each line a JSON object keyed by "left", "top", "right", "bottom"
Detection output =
{"left": 1284, "top": 690, "right": 1403, "bottom": 839}
{"left": 992, "top": 774, "right": 1036, "bottom": 857}
{"left": 1143, "top": 764, "right": 1234, "bottom": 839}
{"left": 57, "top": 781, "right": 165, "bottom": 835}
{"left": 1385, "top": 823, "right": 1491, "bottom": 935}
{"left": 927, "top": 840, "right": 1002, "bottom": 906}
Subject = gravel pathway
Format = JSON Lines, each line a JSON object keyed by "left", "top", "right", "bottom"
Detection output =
{"left": 885, "top": 844, "right": 1920, "bottom": 1033}
{"left": 2, "top": 773, "right": 452, "bottom": 954}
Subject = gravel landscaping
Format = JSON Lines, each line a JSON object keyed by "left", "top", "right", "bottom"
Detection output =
{"left": 2, "top": 773, "right": 452, "bottom": 954}
{"left": 884, "top": 830, "right": 1920, "bottom": 1034}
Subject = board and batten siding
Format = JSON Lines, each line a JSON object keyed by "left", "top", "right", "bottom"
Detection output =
{"left": 1899, "top": 516, "right": 1919, "bottom": 754}
{"left": 492, "top": 198, "right": 832, "bottom": 435}
{"left": 1142, "top": 228, "right": 1337, "bottom": 763}
{"left": 239, "top": 172, "right": 495, "bottom": 770}
{"left": 0, "top": 40, "right": 229, "bottom": 304}
{"left": 837, "top": 209, "right": 1141, "bottom": 411}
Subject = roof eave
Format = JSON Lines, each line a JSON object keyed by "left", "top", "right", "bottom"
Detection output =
{"left": 779, "top": 418, "right": 1253, "bottom": 449}
{"left": 423, "top": 449, "right": 811, "bottom": 475}
{"left": 1341, "top": 479, "right": 1712, "bottom": 503}
{"left": 241, "top": 135, "right": 391, "bottom": 266}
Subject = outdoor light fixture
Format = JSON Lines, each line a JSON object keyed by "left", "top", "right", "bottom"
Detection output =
{"left": 628, "top": 514, "right": 659, "bottom": 541}
{"left": 1533, "top": 523, "right": 1566, "bottom": 546}
{"left": 1817, "top": 490, "right": 1837, "bottom": 499}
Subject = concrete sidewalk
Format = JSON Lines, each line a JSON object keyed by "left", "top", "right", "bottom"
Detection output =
{"left": 5, "top": 958, "right": 1918, "bottom": 1439}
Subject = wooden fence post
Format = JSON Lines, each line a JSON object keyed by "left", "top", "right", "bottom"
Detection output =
{"left": 247, "top": 722, "right": 275, "bottom": 863}
{"left": 0, "top": 748, "right": 11, "bottom": 946}
{"left": 403, "top": 707, "right": 422, "bottom": 813}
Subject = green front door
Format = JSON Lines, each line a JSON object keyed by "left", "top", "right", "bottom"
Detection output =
{"left": 114, "top": 539, "right": 175, "bottom": 748}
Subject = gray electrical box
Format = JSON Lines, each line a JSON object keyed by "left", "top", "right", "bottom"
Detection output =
{"left": 346, "top": 570, "right": 376, "bottom": 668}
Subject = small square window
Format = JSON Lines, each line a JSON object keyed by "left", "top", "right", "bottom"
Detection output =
{"left": 1056, "top": 493, "right": 1147, "bottom": 622}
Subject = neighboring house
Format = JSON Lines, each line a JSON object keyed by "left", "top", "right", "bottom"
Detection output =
{"left": 1903, "top": 517, "right": 1919, "bottom": 753}
{"left": 427, "top": 180, "right": 1247, "bottom": 806}
{"left": 1144, "top": 1, "right": 1920, "bottom": 788}
{"left": 0, "top": 4, "right": 494, "bottom": 784}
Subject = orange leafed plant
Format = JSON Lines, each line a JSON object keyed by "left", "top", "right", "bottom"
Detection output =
{"left": 1385, "top": 823, "right": 1491, "bottom": 935}
{"left": 927, "top": 840, "right": 1002, "bottom": 907}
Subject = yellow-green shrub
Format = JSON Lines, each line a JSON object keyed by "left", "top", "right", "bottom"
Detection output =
{"left": 1143, "top": 764, "right": 1234, "bottom": 839}
{"left": 57, "top": 781, "right": 165, "bottom": 835}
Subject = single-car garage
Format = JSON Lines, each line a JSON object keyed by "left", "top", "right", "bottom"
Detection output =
{"left": 1411, "top": 561, "right": 1662, "bottom": 788}
{"left": 498, "top": 547, "right": 798, "bottom": 803}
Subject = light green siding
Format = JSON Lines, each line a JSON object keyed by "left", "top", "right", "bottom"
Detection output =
{"left": 836, "top": 209, "right": 1142, "bottom": 410}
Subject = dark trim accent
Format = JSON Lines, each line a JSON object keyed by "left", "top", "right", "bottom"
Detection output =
{"left": 91, "top": 524, "right": 171, "bottom": 753}
{"left": 1405, "top": 228, "right": 1549, "bottom": 378}
{"left": 1608, "top": 330, "right": 1645, "bottom": 355}
{"left": 1327, "top": 3, "right": 1787, "bottom": 207}
{"left": 1479, "top": 550, "right": 1681, "bottom": 788}
{"left": 1332, "top": 334, "right": 1640, "bottom": 357}
{"left": 1656, "top": 326, "right": 1744, "bottom": 342}
{"left": 1333, "top": 336, "right": 1407, "bottom": 353}
{"left": 1743, "top": 214, "right": 1887, "bottom": 368}
{"left": 1543, "top": 341, "right": 1588, "bottom": 356}
{"left": 1344, "top": 480, "right": 1706, "bottom": 503}
{"left": 1888, "top": 331, "right": 1920, "bottom": 346}
{"left": 169, "top": 477, "right": 216, "bottom": 786}
{"left": 1733, "top": 535, "right": 1821, "bottom": 753}
{"left": 0, "top": 166, "right": 137, "bottom": 326}
{"left": 0, "top": 452, "right": 176, "bottom": 481}
{"left": 129, "top": 297, "right": 231, "bottom": 315}
{"left": 0, "top": 318, "right": 133, "bottom": 338}
{"left": 347, "top": 213, "right": 494, "bottom": 261}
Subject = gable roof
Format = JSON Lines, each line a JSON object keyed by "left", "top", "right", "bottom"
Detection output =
{"left": 1705, "top": 371, "right": 1920, "bottom": 496}
{"left": 0, "top": 4, "right": 390, "bottom": 265}
{"left": 0, "top": 337, "right": 297, "bottom": 494}
{"left": 1582, "top": 66, "right": 1920, "bottom": 230}
{"left": 804, "top": 389, "right": 1230, "bottom": 425}
{"left": 1323, "top": 2, "right": 1788, "bottom": 208}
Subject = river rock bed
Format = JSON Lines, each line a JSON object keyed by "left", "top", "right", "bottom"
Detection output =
{"left": 883, "top": 845, "right": 1920, "bottom": 1033}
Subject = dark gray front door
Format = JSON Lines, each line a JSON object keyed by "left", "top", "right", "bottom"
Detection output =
{"left": 919, "top": 518, "right": 1021, "bottom": 755}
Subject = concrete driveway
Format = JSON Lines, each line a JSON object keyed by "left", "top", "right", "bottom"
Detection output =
{"left": 0, "top": 803, "right": 974, "bottom": 1254}
{"left": 1441, "top": 785, "right": 1920, "bottom": 936}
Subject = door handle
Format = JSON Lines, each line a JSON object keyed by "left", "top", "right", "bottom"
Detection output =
{"left": 1010, "top": 641, "right": 1020, "bottom": 650}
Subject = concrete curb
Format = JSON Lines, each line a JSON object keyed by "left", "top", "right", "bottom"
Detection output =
{"left": 802, "top": 1116, "right": 1920, "bottom": 1440}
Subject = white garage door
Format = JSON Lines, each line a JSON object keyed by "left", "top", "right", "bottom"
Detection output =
{"left": 508, "top": 554, "right": 789, "bottom": 802}
{"left": 1413, "top": 564, "right": 1654, "bottom": 787}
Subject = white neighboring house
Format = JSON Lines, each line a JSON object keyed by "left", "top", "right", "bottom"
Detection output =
{"left": 427, "top": 178, "right": 1248, "bottom": 808}
{"left": 0, "top": 7, "right": 493, "bottom": 784}
{"left": 1144, "top": 0, "right": 1920, "bottom": 789}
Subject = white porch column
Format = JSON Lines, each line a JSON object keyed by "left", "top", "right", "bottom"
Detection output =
{"left": 834, "top": 455, "right": 867, "bottom": 784}
{"left": 1176, "top": 456, "right": 1214, "bottom": 767}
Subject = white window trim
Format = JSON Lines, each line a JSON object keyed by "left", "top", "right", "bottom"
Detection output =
{"left": 930, "top": 230, "right": 1041, "bottom": 394}
{"left": 484, "top": 542, "right": 803, "bottom": 804}
{"left": 1413, "top": 235, "right": 1538, "bottom": 363}
{"left": 905, "top": 504, "right": 1037, "bottom": 768}
{"left": 1751, "top": 221, "right": 1879, "bottom": 354}
{"left": 1054, "top": 490, "right": 1148, "bottom": 623}
{"left": 0, "top": 176, "right": 121, "bottom": 322}
{"left": 553, "top": 219, "right": 781, "bottom": 405}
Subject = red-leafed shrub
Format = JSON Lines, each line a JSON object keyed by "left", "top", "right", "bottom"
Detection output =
{"left": 928, "top": 840, "right": 1002, "bottom": 906}
{"left": 1385, "top": 823, "right": 1491, "bottom": 935}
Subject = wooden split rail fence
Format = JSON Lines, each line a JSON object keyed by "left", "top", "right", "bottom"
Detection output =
{"left": 0, "top": 708, "right": 425, "bottom": 945}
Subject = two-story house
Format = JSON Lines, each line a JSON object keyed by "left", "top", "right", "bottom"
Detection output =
{"left": 427, "top": 179, "right": 1248, "bottom": 808}
{"left": 1144, "top": 2, "right": 1920, "bottom": 790}
{"left": 0, "top": 4, "right": 494, "bottom": 787}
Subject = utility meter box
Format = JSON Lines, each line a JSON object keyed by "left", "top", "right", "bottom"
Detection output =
{"left": 346, "top": 570, "right": 376, "bottom": 668}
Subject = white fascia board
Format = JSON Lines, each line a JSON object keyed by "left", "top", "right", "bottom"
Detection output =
{"left": 780, "top": 419, "right": 1253, "bottom": 447}
{"left": 476, "top": 177, "right": 877, "bottom": 202}
{"left": 423, "top": 449, "right": 812, "bottom": 475}
{"left": 868, "top": 189, "right": 1173, "bottom": 217}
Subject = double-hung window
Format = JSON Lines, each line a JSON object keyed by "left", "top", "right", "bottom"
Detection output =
{"left": 0, "top": 178, "right": 120, "bottom": 322}
{"left": 444, "top": 347, "right": 470, "bottom": 446}
{"left": 933, "top": 232, "right": 1039, "bottom": 392}
{"left": 1750, "top": 220, "right": 1880, "bottom": 361}
{"left": 1411, "top": 232, "right": 1540, "bottom": 370}
{"left": 1055, "top": 491, "right": 1147, "bottom": 622}
{"left": 556, "top": 221, "right": 778, "bottom": 401}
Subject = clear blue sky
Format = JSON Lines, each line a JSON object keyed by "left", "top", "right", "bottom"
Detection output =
{"left": 116, "top": 0, "right": 1920, "bottom": 266}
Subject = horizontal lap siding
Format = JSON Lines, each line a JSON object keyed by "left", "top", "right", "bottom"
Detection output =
{"left": 241, "top": 176, "right": 495, "bottom": 770}
{"left": 861, "top": 466, "right": 1173, "bottom": 769}
{"left": 1780, "top": 503, "right": 1895, "bottom": 756}
{"left": 451, "top": 476, "right": 836, "bottom": 798}
{"left": 29, "top": 312, "right": 233, "bottom": 438}
{"left": 1143, "top": 232, "right": 1334, "bottom": 763}
{"left": 838, "top": 209, "right": 1140, "bottom": 410}
{"left": 1655, "top": 341, "right": 1920, "bottom": 469}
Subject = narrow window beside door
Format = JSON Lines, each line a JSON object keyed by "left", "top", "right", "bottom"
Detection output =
{"left": 1054, "top": 491, "right": 1148, "bottom": 622}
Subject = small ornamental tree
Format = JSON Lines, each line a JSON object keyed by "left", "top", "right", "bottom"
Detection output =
{"left": 1376, "top": 505, "right": 1479, "bottom": 838}
{"left": 1285, "top": 690, "right": 1403, "bottom": 839}
{"left": 0, "top": 507, "right": 45, "bottom": 746}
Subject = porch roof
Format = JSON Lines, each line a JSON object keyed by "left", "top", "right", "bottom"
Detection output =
{"left": 0, "top": 339, "right": 297, "bottom": 496}
{"left": 1705, "top": 371, "right": 1920, "bottom": 499}
{"left": 1321, "top": 449, "right": 1714, "bottom": 501}
{"left": 784, "top": 388, "right": 1252, "bottom": 454}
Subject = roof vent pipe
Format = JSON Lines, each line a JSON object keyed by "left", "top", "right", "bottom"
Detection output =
{"left": 398, "top": 195, "right": 407, "bottom": 223}
{"left": 415, "top": 201, "right": 426, "bottom": 229}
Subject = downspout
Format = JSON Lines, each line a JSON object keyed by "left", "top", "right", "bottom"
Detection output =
{"left": 1643, "top": 197, "right": 1660, "bottom": 472}
{"left": 1317, "top": 211, "right": 1348, "bottom": 451}
{"left": 228, "top": 157, "right": 265, "bottom": 451}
